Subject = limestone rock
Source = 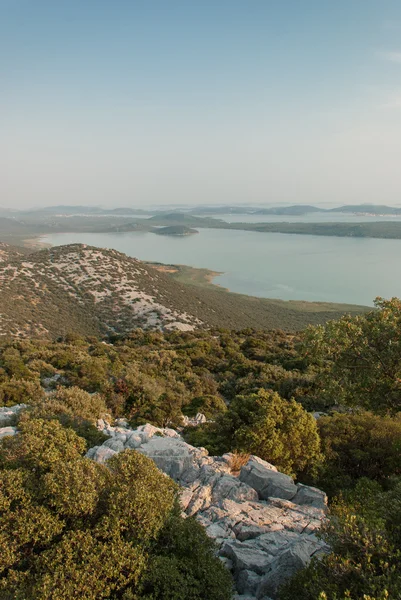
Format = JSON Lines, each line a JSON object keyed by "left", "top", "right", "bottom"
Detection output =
{"left": 256, "top": 539, "right": 318, "bottom": 598}
{"left": 91, "top": 445, "right": 117, "bottom": 464}
{"left": 239, "top": 459, "right": 297, "bottom": 501}
{"left": 137, "top": 436, "right": 193, "bottom": 480}
{"left": 87, "top": 419, "right": 328, "bottom": 599}
{"left": 0, "top": 404, "right": 27, "bottom": 426}
{"left": 237, "top": 570, "right": 262, "bottom": 596}
{"left": 292, "top": 483, "right": 327, "bottom": 510}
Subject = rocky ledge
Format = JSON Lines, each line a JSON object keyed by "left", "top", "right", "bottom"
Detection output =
{"left": 88, "top": 419, "right": 328, "bottom": 599}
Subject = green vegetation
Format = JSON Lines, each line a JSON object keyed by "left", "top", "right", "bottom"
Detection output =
{"left": 280, "top": 480, "right": 401, "bottom": 600}
{"left": 303, "top": 297, "right": 401, "bottom": 413}
{"left": 1, "top": 298, "right": 401, "bottom": 598}
{"left": 0, "top": 419, "right": 232, "bottom": 600}
{"left": 152, "top": 225, "right": 198, "bottom": 236}
{"left": 0, "top": 243, "right": 368, "bottom": 338}
{"left": 186, "top": 390, "right": 322, "bottom": 478}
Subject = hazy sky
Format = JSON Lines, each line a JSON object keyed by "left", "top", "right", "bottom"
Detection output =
{"left": 2, "top": 1, "right": 401, "bottom": 209}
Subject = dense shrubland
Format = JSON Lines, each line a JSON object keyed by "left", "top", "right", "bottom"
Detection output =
{"left": 0, "top": 418, "right": 232, "bottom": 599}
{"left": 1, "top": 298, "right": 401, "bottom": 598}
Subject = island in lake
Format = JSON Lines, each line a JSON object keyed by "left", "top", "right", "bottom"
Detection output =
{"left": 153, "top": 225, "right": 199, "bottom": 236}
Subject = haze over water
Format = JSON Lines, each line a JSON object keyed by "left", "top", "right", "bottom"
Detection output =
{"left": 41, "top": 228, "right": 401, "bottom": 306}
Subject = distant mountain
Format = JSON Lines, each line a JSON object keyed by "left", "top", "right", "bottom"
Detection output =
{"left": 147, "top": 213, "right": 225, "bottom": 226}
{"left": 329, "top": 204, "right": 401, "bottom": 215}
{"left": 253, "top": 205, "right": 326, "bottom": 216}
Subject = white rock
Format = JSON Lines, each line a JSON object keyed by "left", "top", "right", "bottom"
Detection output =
{"left": 239, "top": 459, "right": 297, "bottom": 501}
{"left": 103, "top": 438, "right": 125, "bottom": 452}
{"left": 292, "top": 484, "right": 327, "bottom": 510}
{"left": 137, "top": 436, "right": 193, "bottom": 480}
{"left": 86, "top": 422, "right": 328, "bottom": 598}
{"left": 92, "top": 446, "right": 117, "bottom": 464}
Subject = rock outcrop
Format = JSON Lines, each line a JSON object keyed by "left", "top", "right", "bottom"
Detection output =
{"left": 89, "top": 419, "right": 328, "bottom": 599}
{"left": 0, "top": 404, "right": 26, "bottom": 438}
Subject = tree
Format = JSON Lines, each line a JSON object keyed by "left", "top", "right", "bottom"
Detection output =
{"left": 303, "top": 298, "right": 401, "bottom": 413}
{"left": 0, "top": 418, "right": 232, "bottom": 600}
{"left": 279, "top": 479, "right": 401, "bottom": 600}
{"left": 187, "top": 390, "right": 322, "bottom": 479}
{"left": 316, "top": 411, "right": 401, "bottom": 496}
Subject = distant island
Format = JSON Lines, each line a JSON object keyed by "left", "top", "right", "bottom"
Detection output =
{"left": 153, "top": 225, "right": 198, "bottom": 236}
{"left": 3, "top": 203, "right": 401, "bottom": 246}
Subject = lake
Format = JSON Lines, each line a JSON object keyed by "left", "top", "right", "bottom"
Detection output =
{"left": 40, "top": 229, "right": 401, "bottom": 306}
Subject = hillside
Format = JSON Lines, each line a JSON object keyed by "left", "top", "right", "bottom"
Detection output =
{"left": 0, "top": 243, "right": 368, "bottom": 339}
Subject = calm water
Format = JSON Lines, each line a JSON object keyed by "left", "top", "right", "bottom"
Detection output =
{"left": 40, "top": 229, "right": 401, "bottom": 306}
{"left": 200, "top": 212, "right": 401, "bottom": 223}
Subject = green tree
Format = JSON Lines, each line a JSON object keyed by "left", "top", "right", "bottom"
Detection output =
{"left": 303, "top": 297, "right": 401, "bottom": 413}
{"left": 188, "top": 390, "right": 322, "bottom": 479}
{"left": 316, "top": 411, "right": 401, "bottom": 496}
{"left": 279, "top": 479, "right": 401, "bottom": 600}
{"left": 0, "top": 418, "right": 232, "bottom": 600}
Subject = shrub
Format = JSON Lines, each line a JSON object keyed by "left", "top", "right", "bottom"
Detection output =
{"left": 187, "top": 390, "right": 323, "bottom": 479}
{"left": 47, "top": 386, "right": 108, "bottom": 423}
{"left": 316, "top": 411, "right": 401, "bottom": 495}
{"left": 0, "top": 377, "right": 43, "bottom": 406}
{"left": 182, "top": 394, "right": 227, "bottom": 419}
{"left": 279, "top": 479, "right": 401, "bottom": 600}
{"left": 0, "top": 418, "right": 231, "bottom": 600}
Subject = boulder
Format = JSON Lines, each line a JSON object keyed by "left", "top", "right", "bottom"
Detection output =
{"left": 92, "top": 446, "right": 117, "bottom": 464}
{"left": 237, "top": 570, "right": 262, "bottom": 596}
{"left": 256, "top": 539, "right": 318, "bottom": 599}
{"left": 103, "top": 438, "right": 125, "bottom": 452}
{"left": 292, "top": 483, "right": 327, "bottom": 510}
{"left": 239, "top": 459, "right": 297, "bottom": 501}
{"left": 137, "top": 436, "right": 193, "bottom": 480}
{"left": 221, "top": 540, "right": 272, "bottom": 574}
{"left": 212, "top": 474, "right": 259, "bottom": 504}
{"left": 125, "top": 433, "right": 142, "bottom": 449}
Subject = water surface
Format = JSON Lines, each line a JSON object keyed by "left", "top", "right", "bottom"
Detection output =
{"left": 41, "top": 229, "right": 401, "bottom": 306}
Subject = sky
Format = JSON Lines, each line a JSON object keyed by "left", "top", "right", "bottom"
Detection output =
{"left": 2, "top": 1, "right": 401, "bottom": 209}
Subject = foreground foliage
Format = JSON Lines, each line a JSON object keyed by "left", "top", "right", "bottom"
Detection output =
{"left": 280, "top": 480, "right": 401, "bottom": 600}
{"left": 0, "top": 419, "right": 232, "bottom": 600}
{"left": 186, "top": 390, "right": 322, "bottom": 478}
{"left": 1, "top": 298, "right": 401, "bottom": 598}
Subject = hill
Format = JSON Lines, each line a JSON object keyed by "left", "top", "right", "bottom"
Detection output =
{"left": 0, "top": 243, "right": 368, "bottom": 339}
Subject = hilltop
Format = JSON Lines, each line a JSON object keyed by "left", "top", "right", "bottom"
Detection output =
{"left": 0, "top": 242, "right": 368, "bottom": 339}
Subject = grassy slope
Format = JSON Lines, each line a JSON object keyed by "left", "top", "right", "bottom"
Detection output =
{"left": 148, "top": 262, "right": 368, "bottom": 330}
{"left": 0, "top": 241, "right": 368, "bottom": 338}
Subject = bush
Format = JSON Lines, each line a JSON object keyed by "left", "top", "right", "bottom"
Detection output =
{"left": 47, "top": 386, "right": 108, "bottom": 422}
{"left": 187, "top": 390, "right": 322, "bottom": 479}
{"left": 0, "top": 418, "right": 231, "bottom": 600}
{"left": 279, "top": 479, "right": 401, "bottom": 600}
{"left": 182, "top": 394, "right": 227, "bottom": 419}
{"left": 0, "top": 377, "right": 43, "bottom": 406}
{"left": 316, "top": 411, "right": 401, "bottom": 496}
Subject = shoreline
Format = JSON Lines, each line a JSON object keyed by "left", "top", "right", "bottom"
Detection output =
{"left": 4, "top": 235, "right": 369, "bottom": 315}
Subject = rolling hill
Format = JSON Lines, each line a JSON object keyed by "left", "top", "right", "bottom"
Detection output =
{"left": 0, "top": 243, "right": 368, "bottom": 339}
